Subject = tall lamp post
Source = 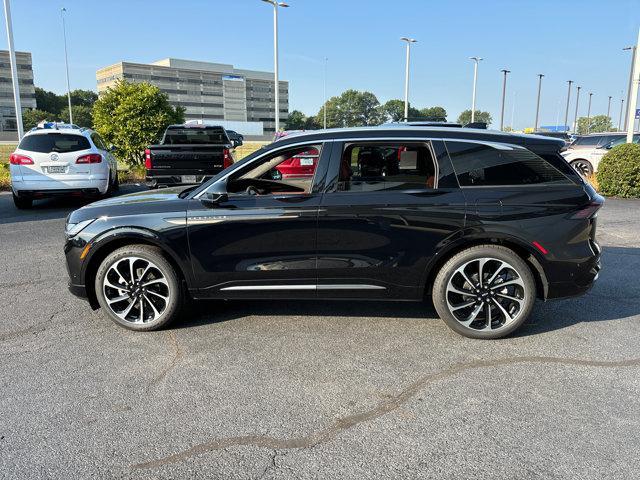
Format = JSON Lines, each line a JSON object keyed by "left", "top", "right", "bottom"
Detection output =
{"left": 499, "top": 69, "right": 510, "bottom": 131}
{"left": 573, "top": 86, "right": 581, "bottom": 133}
{"left": 534, "top": 74, "right": 544, "bottom": 132}
{"left": 61, "top": 7, "right": 72, "bottom": 125}
{"left": 619, "top": 98, "right": 625, "bottom": 131}
{"left": 607, "top": 95, "right": 612, "bottom": 118}
{"left": 625, "top": 29, "right": 640, "bottom": 143}
{"left": 564, "top": 80, "right": 573, "bottom": 132}
{"left": 2, "top": 0, "right": 22, "bottom": 139}
{"left": 323, "top": 56, "right": 327, "bottom": 129}
{"left": 623, "top": 46, "right": 637, "bottom": 131}
{"left": 261, "top": 0, "right": 289, "bottom": 134}
{"left": 586, "top": 92, "right": 593, "bottom": 134}
{"left": 469, "top": 57, "right": 482, "bottom": 123}
{"left": 400, "top": 37, "right": 417, "bottom": 121}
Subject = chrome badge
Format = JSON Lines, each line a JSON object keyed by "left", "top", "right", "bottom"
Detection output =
{"left": 50, "top": 153, "right": 59, "bottom": 161}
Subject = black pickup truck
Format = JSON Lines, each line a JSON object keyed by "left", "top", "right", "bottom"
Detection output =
{"left": 144, "top": 124, "right": 235, "bottom": 188}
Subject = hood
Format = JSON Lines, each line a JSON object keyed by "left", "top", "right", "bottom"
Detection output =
{"left": 68, "top": 187, "right": 190, "bottom": 224}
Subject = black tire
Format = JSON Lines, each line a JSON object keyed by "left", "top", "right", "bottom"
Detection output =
{"left": 94, "top": 245, "right": 183, "bottom": 331}
{"left": 570, "top": 159, "right": 593, "bottom": 177}
{"left": 112, "top": 170, "right": 120, "bottom": 191}
{"left": 12, "top": 193, "right": 33, "bottom": 209}
{"left": 432, "top": 245, "right": 536, "bottom": 339}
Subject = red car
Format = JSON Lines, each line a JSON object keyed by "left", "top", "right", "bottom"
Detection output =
{"left": 275, "top": 148, "right": 319, "bottom": 179}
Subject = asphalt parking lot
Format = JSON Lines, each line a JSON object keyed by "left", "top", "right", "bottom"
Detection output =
{"left": 0, "top": 186, "right": 639, "bottom": 479}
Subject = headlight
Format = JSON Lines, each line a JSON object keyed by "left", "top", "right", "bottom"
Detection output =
{"left": 65, "top": 218, "right": 96, "bottom": 237}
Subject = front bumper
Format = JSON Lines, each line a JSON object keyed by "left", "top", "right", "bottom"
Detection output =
{"left": 68, "top": 282, "right": 88, "bottom": 299}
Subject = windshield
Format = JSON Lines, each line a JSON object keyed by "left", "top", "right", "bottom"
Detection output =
{"left": 163, "top": 127, "right": 229, "bottom": 145}
{"left": 19, "top": 133, "right": 91, "bottom": 153}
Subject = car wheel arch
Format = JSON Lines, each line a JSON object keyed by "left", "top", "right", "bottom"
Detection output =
{"left": 82, "top": 230, "right": 191, "bottom": 310}
{"left": 422, "top": 233, "right": 549, "bottom": 300}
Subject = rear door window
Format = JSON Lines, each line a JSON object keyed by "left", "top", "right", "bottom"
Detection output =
{"left": 445, "top": 141, "right": 572, "bottom": 186}
{"left": 164, "top": 127, "right": 229, "bottom": 145}
{"left": 19, "top": 133, "right": 91, "bottom": 153}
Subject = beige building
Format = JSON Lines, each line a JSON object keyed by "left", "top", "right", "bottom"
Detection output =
{"left": 96, "top": 58, "right": 288, "bottom": 136}
{"left": 0, "top": 50, "right": 36, "bottom": 137}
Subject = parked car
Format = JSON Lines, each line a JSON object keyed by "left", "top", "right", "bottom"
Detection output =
{"left": 562, "top": 133, "right": 636, "bottom": 175}
{"left": 65, "top": 126, "right": 602, "bottom": 339}
{"left": 225, "top": 130, "right": 244, "bottom": 147}
{"left": 274, "top": 148, "right": 320, "bottom": 179}
{"left": 569, "top": 133, "right": 625, "bottom": 149}
{"left": 144, "top": 124, "right": 234, "bottom": 188}
{"left": 9, "top": 122, "right": 118, "bottom": 209}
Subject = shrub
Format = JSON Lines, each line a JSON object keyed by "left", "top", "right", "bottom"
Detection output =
{"left": 597, "top": 143, "right": 640, "bottom": 198}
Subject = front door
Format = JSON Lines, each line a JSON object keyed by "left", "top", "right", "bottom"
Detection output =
{"left": 316, "top": 139, "right": 466, "bottom": 299}
{"left": 187, "top": 141, "right": 332, "bottom": 298}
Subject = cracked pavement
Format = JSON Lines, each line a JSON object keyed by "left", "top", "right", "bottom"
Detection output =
{"left": 0, "top": 187, "right": 639, "bottom": 479}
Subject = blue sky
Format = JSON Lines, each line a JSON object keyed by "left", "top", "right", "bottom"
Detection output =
{"left": 3, "top": 0, "right": 640, "bottom": 129}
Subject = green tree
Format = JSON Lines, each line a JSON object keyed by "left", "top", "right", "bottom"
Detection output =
{"left": 457, "top": 109, "right": 492, "bottom": 126}
{"left": 70, "top": 89, "right": 98, "bottom": 107}
{"left": 61, "top": 105, "right": 93, "bottom": 128}
{"left": 285, "top": 110, "right": 306, "bottom": 130}
{"left": 22, "top": 109, "right": 58, "bottom": 130}
{"left": 304, "top": 115, "right": 321, "bottom": 130}
{"left": 576, "top": 115, "right": 612, "bottom": 135}
{"left": 35, "top": 87, "right": 66, "bottom": 115}
{"left": 317, "top": 89, "right": 383, "bottom": 128}
{"left": 92, "top": 80, "right": 184, "bottom": 165}
{"left": 380, "top": 99, "right": 420, "bottom": 122}
{"left": 420, "top": 106, "right": 447, "bottom": 121}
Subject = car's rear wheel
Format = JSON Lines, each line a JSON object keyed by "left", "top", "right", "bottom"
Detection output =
{"left": 432, "top": 245, "right": 536, "bottom": 339}
{"left": 94, "top": 245, "right": 182, "bottom": 331}
{"left": 12, "top": 192, "right": 33, "bottom": 209}
{"left": 570, "top": 159, "right": 593, "bottom": 177}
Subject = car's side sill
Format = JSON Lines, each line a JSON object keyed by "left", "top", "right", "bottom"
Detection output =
{"left": 219, "top": 284, "right": 386, "bottom": 292}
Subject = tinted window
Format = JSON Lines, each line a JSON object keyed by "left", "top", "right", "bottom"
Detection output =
{"left": 19, "top": 133, "right": 91, "bottom": 153}
{"left": 572, "top": 136, "right": 601, "bottom": 146}
{"left": 164, "top": 127, "right": 229, "bottom": 145}
{"left": 90, "top": 133, "right": 106, "bottom": 150}
{"left": 338, "top": 143, "right": 436, "bottom": 192}
{"left": 446, "top": 141, "right": 571, "bottom": 186}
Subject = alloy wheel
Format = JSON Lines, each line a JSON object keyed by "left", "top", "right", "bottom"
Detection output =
{"left": 571, "top": 161, "right": 592, "bottom": 176}
{"left": 102, "top": 256, "right": 170, "bottom": 324}
{"left": 445, "top": 257, "right": 527, "bottom": 332}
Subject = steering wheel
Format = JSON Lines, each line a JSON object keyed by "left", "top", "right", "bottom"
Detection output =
{"left": 245, "top": 186, "right": 260, "bottom": 196}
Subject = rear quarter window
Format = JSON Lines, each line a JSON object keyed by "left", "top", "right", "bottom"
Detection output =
{"left": 19, "top": 133, "right": 91, "bottom": 153}
{"left": 445, "top": 141, "right": 572, "bottom": 187}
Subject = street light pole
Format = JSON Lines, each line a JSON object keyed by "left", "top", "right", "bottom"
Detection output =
{"left": 499, "top": 69, "right": 510, "bottom": 131}
{"left": 323, "top": 56, "right": 327, "bottom": 129}
{"left": 469, "top": 57, "right": 482, "bottom": 123}
{"left": 564, "top": 80, "right": 573, "bottom": 131}
{"left": 586, "top": 92, "right": 593, "bottom": 134}
{"left": 573, "top": 86, "right": 581, "bottom": 133}
{"left": 623, "top": 46, "right": 637, "bottom": 131}
{"left": 619, "top": 98, "right": 625, "bottom": 131}
{"left": 534, "top": 74, "right": 544, "bottom": 132}
{"left": 261, "top": 0, "right": 289, "bottom": 134}
{"left": 400, "top": 37, "right": 416, "bottom": 121}
{"left": 607, "top": 95, "right": 612, "bottom": 118}
{"left": 2, "top": 0, "right": 22, "bottom": 139}
{"left": 61, "top": 7, "right": 73, "bottom": 125}
{"left": 626, "top": 29, "right": 640, "bottom": 143}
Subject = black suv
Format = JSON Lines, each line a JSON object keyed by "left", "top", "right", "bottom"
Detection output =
{"left": 65, "top": 127, "right": 602, "bottom": 339}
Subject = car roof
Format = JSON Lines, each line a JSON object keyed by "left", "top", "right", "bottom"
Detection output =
{"left": 269, "top": 126, "right": 565, "bottom": 153}
{"left": 25, "top": 127, "right": 91, "bottom": 137}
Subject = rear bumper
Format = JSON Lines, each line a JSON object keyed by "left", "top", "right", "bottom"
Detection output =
{"left": 12, "top": 176, "right": 109, "bottom": 195}
{"left": 145, "top": 174, "right": 213, "bottom": 188}
{"left": 546, "top": 254, "right": 601, "bottom": 300}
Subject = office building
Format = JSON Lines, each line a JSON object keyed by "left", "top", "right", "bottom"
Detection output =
{"left": 0, "top": 50, "right": 36, "bottom": 138}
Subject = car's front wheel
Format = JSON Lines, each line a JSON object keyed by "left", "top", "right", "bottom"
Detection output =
{"left": 94, "top": 245, "right": 182, "bottom": 331}
{"left": 432, "top": 245, "right": 536, "bottom": 339}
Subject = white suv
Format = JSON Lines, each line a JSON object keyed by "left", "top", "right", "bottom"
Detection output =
{"left": 10, "top": 123, "right": 118, "bottom": 209}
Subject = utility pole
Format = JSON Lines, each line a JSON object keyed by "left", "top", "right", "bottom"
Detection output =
{"left": 619, "top": 98, "right": 625, "bottom": 131}
{"left": 624, "top": 46, "right": 637, "bottom": 131}
{"left": 400, "top": 37, "right": 417, "bottom": 121}
{"left": 469, "top": 57, "right": 482, "bottom": 123}
{"left": 573, "top": 86, "right": 581, "bottom": 133}
{"left": 61, "top": 7, "right": 73, "bottom": 125}
{"left": 323, "top": 57, "right": 327, "bottom": 129}
{"left": 586, "top": 92, "right": 593, "bottom": 134}
{"left": 261, "top": 0, "right": 289, "bottom": 134}
{"left": 607, "top": 95, "right": 612, "bottom": 119}
{"left": 564, "top": 80, "right": 573, "bottom": 132}
{"left": 2, "top": 0, "right": 23, "bottom": 139}
{"left": 499, "top": 69, "right": 510, "bottom": 131}
{"left": 534, "top": 74, "right": 544, "bottom": 132}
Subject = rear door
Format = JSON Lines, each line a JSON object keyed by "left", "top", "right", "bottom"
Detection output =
{"left": 16, "top": 132, "right": 93, "bottom": 181}
{"left": 315, "top": 138, "right": 466, "bottom": 299}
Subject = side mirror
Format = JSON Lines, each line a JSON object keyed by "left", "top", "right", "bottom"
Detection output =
{"left": 108, "top": 144, "right": 116, "bottom": 152}
{"left": 230, "top": 140, "right": 239, "bottom": 148}
{"left": 200, "top": 179, "right": 228, "bottom": 207}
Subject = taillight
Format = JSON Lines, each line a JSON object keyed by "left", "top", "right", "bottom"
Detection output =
{"left": 144, "top": 149, "right": 152, "bottom": 169}
{"left": 397, "top": 146, "right": 407, "bottom": 161}
{"left": 76, "top": 153, "right": 102, "bottom": 164}
{"left": 223, "top": 148, "right": 233, "bottom": 169}
{"left": 9, "top": 153, "right": 33, "bottom": 165}
{"left": 570, "top": 199, "right": 604, "bottom": 219}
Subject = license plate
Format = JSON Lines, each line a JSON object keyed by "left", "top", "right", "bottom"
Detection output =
{"left": 181, "top": 175, "right": 197, "bottom": 183}
{"left": 47, "top": 166, "right": 66, "bottom": 174}
{"left": 299, "top": 158, "right": 314, "bottom": 166}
